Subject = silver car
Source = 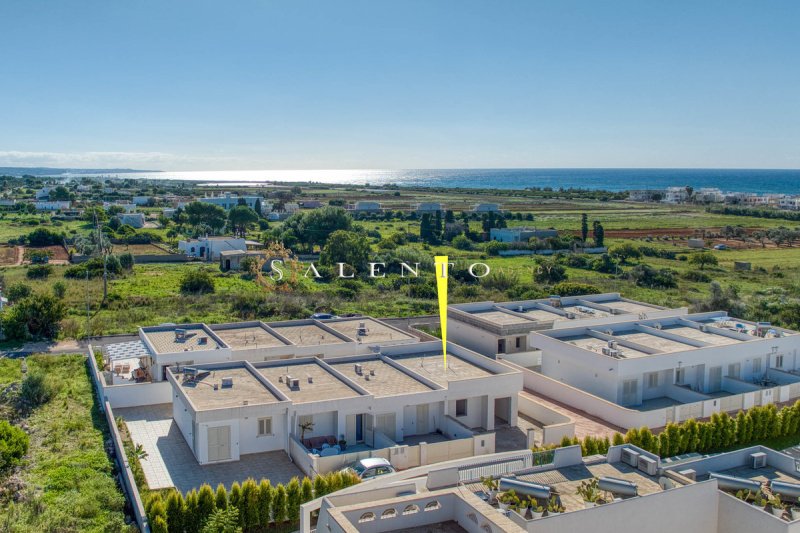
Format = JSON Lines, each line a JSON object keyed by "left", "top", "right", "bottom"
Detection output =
{"left": 341, "top": 457, "right": 396, "bottom": 480}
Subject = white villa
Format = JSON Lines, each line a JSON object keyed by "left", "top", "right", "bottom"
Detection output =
{"left": 200, "top": 193, "right": 262, "bottom": 211}
{"left": 178, "top": 236, "right": 248, "bottom": 260}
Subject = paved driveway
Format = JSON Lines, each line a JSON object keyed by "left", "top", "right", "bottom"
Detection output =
{"left": 116, "top": 404, "right": 302, "bottom": 494}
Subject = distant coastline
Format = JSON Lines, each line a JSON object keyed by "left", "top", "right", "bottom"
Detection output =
{"left": 2, "top": 167, "right": 799, "bottom": 194}
{"left": 0, "top": 166, "right": 160, "bottom": 177}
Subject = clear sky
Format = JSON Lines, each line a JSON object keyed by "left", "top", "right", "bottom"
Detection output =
{"left": 0, "top": 1, "right": 798, "bottom": 171}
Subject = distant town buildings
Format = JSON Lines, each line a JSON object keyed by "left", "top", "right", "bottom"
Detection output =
{"left": 416, "top": 202, "right": 444, "bottom": 213}
{"left": 629, "top": 186, "right": 800, "bottom": 210}
{"left": 473, "top": 203, "right": 501, "bottom": 212}
{"left": 34, "top": 200, "right": 71, "bottom": 211}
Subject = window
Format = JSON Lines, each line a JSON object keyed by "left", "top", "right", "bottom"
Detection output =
{"left": 455, "top": 399, "right": 468, "bottom": 417}
{"left": 675, "top": 368, "right": 686, "bottom": 384}
{"left": 403, "top": 505, "right": 419, "bottom": 516}
{"left": 258, "top": 417, "right": 272, "bottom": 436}
{"left": 646, "top": 372, "right": 659, "bottom": 389}
{"left": 728, "top": 363, "right": 741, "bottom": 379}
{"left": 358, "top": 512, "right": 375, "bottom": 523}
{"left": 424, "top": 501, "right": 441, "bottom": 512}
{"left": 753, "top": 358, "right": 762, "bottom": 375}
{"left": 381, "top": 509, "right": 397, "bottom": 519}
{"left": 775, "top": 355, "right": 784, "bottom": 368}
{"left": 497, "top": 339, "right": 506, "bottom": 354}
{"left": 515, "top": 337, "right": 522, "bottom": 349}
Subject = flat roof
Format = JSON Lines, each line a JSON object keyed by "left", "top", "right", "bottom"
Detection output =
{"left": 269, "top": 323, "right": 347, "bottom": 346}
{"left": 144, "top": 326, "right": 224, "bottom": 354}
{"left": 256, "top": 361, "right": 361, "bottom": 403}
{"left": 329, "top": 358, "right": 435, "bottom": 397}
{"left": 323, "top": 318, "right": 415, "bottom": 344}
{"left": 601, "top": 300, "right": 663, "bottom": 314}
{"left": 513, "top": 308, "right": 563, "bottom": 321}
{"left": 176, "top": 367, "right": 280, "bottom": 409}
{"left": 391, "top": 352, "right": 494, "bottom": 386}
{"left": 472, "top": 310, "right": 532, "bottom": 325}
{"left": 562, "top": 304, "right": 612, "bottom": 319}
{"left": 611, "top": 330, "right": 697, "bottom": 353}
{"left": 661, "top": 325, "right": 739, "bottom": 346}
{"left": 561, "top": 335, "right": 651, "bottom": 358}
{"left": 212, "top": 325, "right": 288, "bottom": 349}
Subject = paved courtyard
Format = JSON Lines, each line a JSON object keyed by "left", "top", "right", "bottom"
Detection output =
{"left": 116, "top": 404, "right": 303, "bottom": 494}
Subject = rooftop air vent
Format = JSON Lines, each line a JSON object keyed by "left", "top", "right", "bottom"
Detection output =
{"left": 357, "top": 321, "right": 368, "bottom": 336}
{"left": 290, "top": 378, "right": 300, "bottom": 389}
{"left": 370, "top": 369, "right": 375, "bottom": 376}
{"left": 175, "top": 328, "right": 187, "bottom": 341}
{"left": 221, "top": 377, "right": 233, "bottom": 388}
{"left": 198, "top": 336, "right": 208, "bottom": 345}
{"left": 307, "top": 375, "right": 313, "bottom": 384}
{"left": 354, "top": 363, "right": 363, "bottom": 375}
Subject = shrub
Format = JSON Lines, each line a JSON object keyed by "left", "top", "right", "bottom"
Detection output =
{"left": 683, "top": 270, "right": 712, "bottom": 283}
{"left": 451, "top": 234, "right": 473, "bottom": 250}
{"left": 534, "top": 260, "right": 567, "bottom": 284}
{"left": 165, "top": 490, "right": 186, "bottom": 533}
{"left": 119, "top": 252, "right": 135, "bottom": 269}
{"left": 201, "top": 507, "right": 240, "bottom": 533}
{"left": 27, "top": 228, "right": 64, "bottom": 246}
{"left": 19, "top": 372, "right": 58, "bottom": 408}
{"left": 52, "top": 280, "right": 67, "bottom": 299}
{"left": 197, "top": 483, "right": 216, "bottom": 527}
{"left": 552, "top": 282, "right": 601, "bottom": 296}
{"left": 258, "top": 479, "right": 273, "bottom": 525}
{"left": 286, "top": 477, "right": 302, "bottom": 522}
{"left": 215, "top": 483, "right": 229, "bottom": 509}
{"left": 180, "top": 269, "right": 216, "bottom": 295}
{"left": 26, "top": 264, "right": 52, "bottom": 279}
{"left": 6, "top": 282, "right": 32, "bottom": 303}
{"left": 1, "top": 294, "right": 67, "bottom": 340}
{"left": 272, "top": 484, "right": 287, "bottom": 523}
{"left": 0, "top": 420, "right": 29, "bottom": 471}
{"left": 241, "top": 478, "right": 260, "bottom": 530}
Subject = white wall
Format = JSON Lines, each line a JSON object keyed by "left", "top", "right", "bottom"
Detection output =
{"left": 103, "top": 381, "right": 173, "bottom": 408}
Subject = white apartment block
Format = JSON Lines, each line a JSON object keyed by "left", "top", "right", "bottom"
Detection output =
{"left": 178, "top": 236, "right": 247, "bottom": 260}
{"left": 663, "top": 187, "right": 689, "bottom": 203}
{"left": 509, "top": 312, "right": 800, "bottom": 430}
{"left": 304, "top": 443, "right": 800, "bottom": 533}
{"left": 448, "top": 293, "right": 687, "bottom": 358}
{"left": 166, "top": 341, "right": 520, "bottom": 466}
{"left": 199, "top": 193, "right": 262, "bottom": 211}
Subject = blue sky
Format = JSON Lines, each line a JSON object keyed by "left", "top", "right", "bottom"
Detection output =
{"left": 0, "top": 1, "right": 798, "bottom": 170}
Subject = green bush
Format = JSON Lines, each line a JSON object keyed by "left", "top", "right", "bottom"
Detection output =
{"left": 165, "top": 490, "right": 186, "bottom": 533}
{"left": 19, "top": 371, "right": 59, "bottom": 409}
{"left": 52, "top": 280, "right": 67, "bottom": 299}
{"left": 0, "top": 420, "right": 29, "bottom": 471}
{"left": 272, "top": 484, "right": 287, "bottom": 523}
{"left": 180, "top": 269, "right": 216, "bottom": 295}
{"left": 6, "top": 282, "right": 32, "bottom": 303}
{"left": 1, "top": 293, "right": 67, "bottom": 340}
{"left": 552, "top": 282, "right": 601, "bottom": 296}
{"left": 26, "top": 264, "right": 53, "bottom": 279}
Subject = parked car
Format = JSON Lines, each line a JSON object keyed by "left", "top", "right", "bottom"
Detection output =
{"left": 713, "top": 244, "right": 728, "bottom": 250}
{"left": 310, "top": 312, "right": 337, "bottom": 320}
{"left": 340, "top": 458, "right": 396, "bottom": 480}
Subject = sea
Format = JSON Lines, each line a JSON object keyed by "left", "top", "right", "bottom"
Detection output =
{"left": 64, "top": 168, "right": 800, "bottom": 194}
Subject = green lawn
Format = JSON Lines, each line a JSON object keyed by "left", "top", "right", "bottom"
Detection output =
{"left": 0, "top": 355, "right": 133, "bottom": 532}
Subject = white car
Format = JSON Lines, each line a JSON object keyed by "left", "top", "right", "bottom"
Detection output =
{"left": 341, "top": 458, "right": 396, "bottom": 480}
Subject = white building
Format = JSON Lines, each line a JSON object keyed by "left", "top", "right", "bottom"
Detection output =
{"left": 119, "top": 212, "right": 145, "bottom": 228}
{"left": 518, "top": 312, "right": 800, "bottom": 429}
{"left": 284, "top": 202, "right": 300, "bottom": 214}
{"left": 489, "top": 227, "right": 558, "bottom": 243}
{"left": 416, "top": 202, "right": 444, "bottom": 213}
{"left": 34, "top": 200, "right": 71, "bottom": 211}
{"left": 132, "top": 196, "right": 151, "bottom": 206}
{"left": 695, "top": 188, "right": 725, "bottom": 203}
{"left": 473, "top": 203, "right": 501, "bottom": 212}
{"left": 35, "top": 187, "right": 52, "bottom": 200}
{"left": 178, "top": 236, "right": 247, "bottom": 260}
{"left": 303, "top": 443, "right": 800, "bottom": 533}
{"left": 166, "top": 340, "right": 520, "bottom": 466}
{"left": 448, "top": 293, "right": 686, "bottom": 358}
{"left": 353, "top": 201, "right": 382, "bottom": 213}
{"left": 663, "top": 187, "right": 690, "bottom": 203}
{"left": 200, "top": 193, "right": 262, "bottom": 211}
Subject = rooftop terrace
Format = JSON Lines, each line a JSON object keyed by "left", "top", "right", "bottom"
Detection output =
{"left": 391, "top": 351, "right": 495, "bottom": 386}
{"left": 269, "top": 322, "right": 347, "bottom": 346}
{"left": 329, "top": 358, "right": 435, "bottom": 397}
{"left": 173, "top": 366, "right": 281, "bottom": 410}
{"left": 323, "top": 317, "right": 415, "bottom": 343}
{"left": 256, "top": 361, "right": 362, "bottom": 403}
{"left": 143, "top": 325, "right": 224, "bottom": 354}
{"left": 212, "top": 324, "right": 288, "bottom": 350}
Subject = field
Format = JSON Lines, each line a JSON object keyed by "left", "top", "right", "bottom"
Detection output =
{"left": 0, "top": 355, "right": 132, "bottom": 532}
{"left": 111, "top": 243, "right": 171, "bottom": 255}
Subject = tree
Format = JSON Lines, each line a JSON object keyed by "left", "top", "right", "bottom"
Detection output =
{"left": 286, "top": 477, "right": 301, "bottom": 523}
{"left": 689, "top": 252, "right": 718, "bottom": 270}
{"left": 6, "top": 282, "right": 32, "bottom": 303}
{"left": 165, "top": 490, "right": 186, "bottom": 533}
{"left": 592, "top": 221, "right": 605, "bottom": 247}
{"left": 27, "top": 228, "right": 64, "bottom": 246}
{"left": 1, "top": 294, "right": 67, "bottom": 340}
{"left": 215, "top": 483, "right": 229, "bottom": 510}
{"left": 272, "top": 484, "right": 287, "bottom": 523}
{"left": 451, "top": 234, "right": 472, "bottom": 250}
{"left": 52, "top": 280, "right": 67, "bottom": 299}
{"left": 241, "top": 478, "right": 260, "bottom": 530}
{"left": 280, "top": 206, "right": 352, "bottom": 252}
{"left": 180, "top": 269, "right": 216, "bottom": 295}
{"left": 534, "top": 260, "right": 567, "bottom": 284}
{"left": 50, "top": 185, "right": 73, "bottom": 201}
{"left": 254, "top": 198, "right": 263, "bottom": 217}
{"left": 228, "top": 206, "right": 259, "bottom": 238}
{"left": 258, "top": 479, "right": 273, "bottom": 526}
{"left": 609, "top": 243, "right": 642, "bottom": 264}
{"left": 197, "top": 483, "right": 216, "bottom": 527}
{"left": 185, "top": 202, "right": 228, "bottom": 234}
{"left": 319, "top": 230, "right": 371, "bottom": 272}
{"left": 581, "top": 213, "right": 589, "bottom": 242}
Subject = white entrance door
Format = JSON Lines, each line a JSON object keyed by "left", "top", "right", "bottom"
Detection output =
{"left": 416, "top": 404, "right": 429, "bottom": 435}
{"left": 375, "top": 413, "right": 396, "bottom": 441}
{"left": 207, "top": 426, "right": 231, "bottom": 462}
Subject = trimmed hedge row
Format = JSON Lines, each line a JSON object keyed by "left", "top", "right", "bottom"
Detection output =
{"left": 146, "top": 470, "right": 359, "bottom": 532}
{"left": 555, "top": 401, "right": 800, "bottom": 458}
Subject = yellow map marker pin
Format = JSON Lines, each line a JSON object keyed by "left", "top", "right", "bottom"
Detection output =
{"left": 434, "top": 256, "right": 449, "bottom": 371}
